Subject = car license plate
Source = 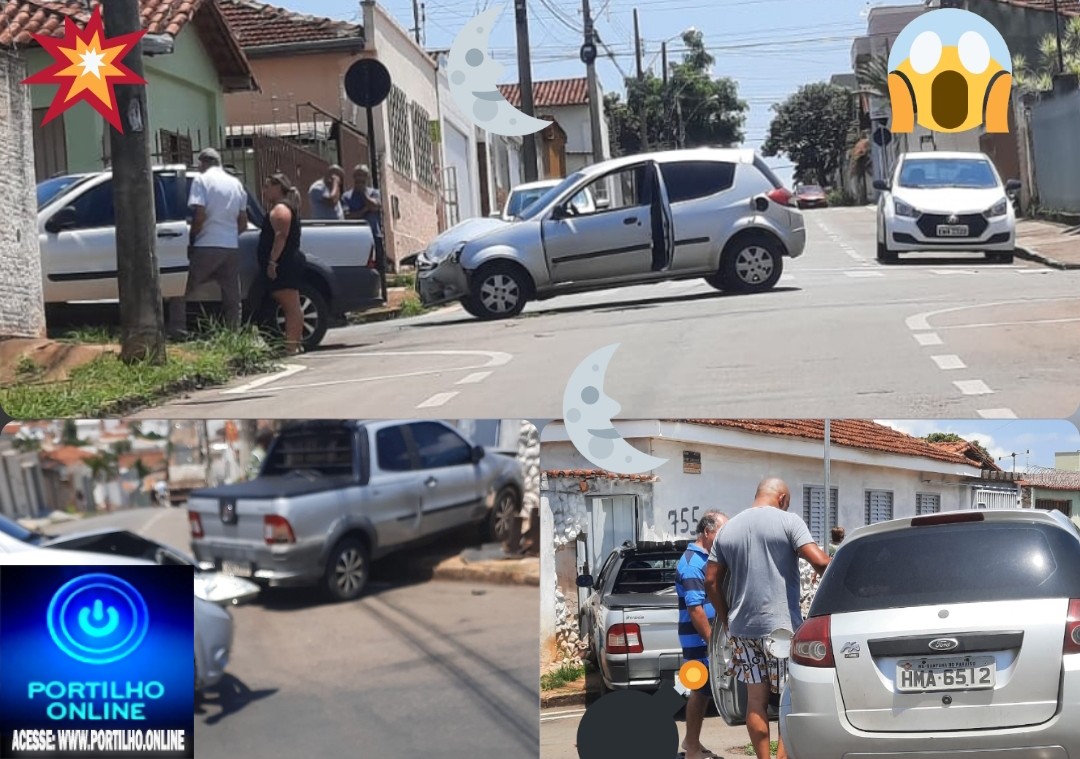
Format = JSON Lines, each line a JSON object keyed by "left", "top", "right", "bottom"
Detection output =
{"left": 936, "top": 224, "right": 969, "bottom": 237}
{"left": 220, "top": 561, "right": 253, "bottom": 578}
{"left": 896, "top": 655, "right": 995, "bottom": 692}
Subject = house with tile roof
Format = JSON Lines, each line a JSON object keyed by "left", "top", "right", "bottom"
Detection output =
{"left": 539, "top": 418, "right": 1011, "bottom": 668}
{"left": 499, "top": 77, "right": 611, "bottom": 174}
{"left": 3, "top": 0, "right": 256, "bottom": 179}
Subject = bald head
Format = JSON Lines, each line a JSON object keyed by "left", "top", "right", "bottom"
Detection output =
{"left": 754, "top": 477, "right": 791, "bottom": 509}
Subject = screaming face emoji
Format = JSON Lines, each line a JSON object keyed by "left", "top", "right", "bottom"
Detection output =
{"left": 886, "top": 9, "right": 1012, "bottom": 134}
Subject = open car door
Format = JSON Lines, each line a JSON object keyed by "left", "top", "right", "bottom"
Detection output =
{"left": 649, "top": 161, "right": 674, "bottom": 272}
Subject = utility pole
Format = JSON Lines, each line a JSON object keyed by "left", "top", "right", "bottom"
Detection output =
{"left": 661, "top": 40, "right": 669, "bottom": 149}
{"left": 411, "top": 0, "right": 422, "bottom": 45}
{"left": 514, "top": 0, "right": 539, "bottom": 181}
{"left": 582, "top": 0, "right": 605, "bottom": 164}
{"left": 634, "top": 8, "right": 647, "bottom": 153}
{"left": 101, "top": 0, "right": 165, "bottom": 364}
{"left": 823, "top": 419, "right": 832, "bottom": 549}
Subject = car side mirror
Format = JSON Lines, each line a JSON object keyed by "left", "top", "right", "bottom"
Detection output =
{"left": 550, "top": 204, "right": 569, "bottom": 221}
{"left": 1005, "top": 179, "right": 1022, "bottom": 193}
{"left": 471, "top": 445, "right": 486, "bottom": 464}
{"left": 872, "top": 179, "right": 890, "bottom": 192}
{"left": 576, "top": 574, "right": 594, "bottom": 588}
{"left": 45, "top": 206, "right": 77, "bottom": 234}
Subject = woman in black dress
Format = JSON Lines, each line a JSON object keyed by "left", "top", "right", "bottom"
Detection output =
{"left": 259, "top": 173, "right": 305, "bottom": 354}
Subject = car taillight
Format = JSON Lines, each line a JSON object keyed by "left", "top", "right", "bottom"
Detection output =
{"left": 911, "top": 512, "right": 985, "bottom": 527}
{"left": 264, "top": 515, "right": 296, "bottom": 545}
{"left": 791, "top": 615, "right": 834, "bottom": 667}
{"left": 188, "top": 511, "right": 204, "bottom": 539}
{"left": 606, "top": 623, "right": 644, "bottom": 655}
{"left": 1065, "top": 599, "right": 1080, "bottom": 655}
{"left": 767, "top": 187, "right": 795, "bottom": 207}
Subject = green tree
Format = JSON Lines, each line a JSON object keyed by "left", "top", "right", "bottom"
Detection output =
{"left": 763, "top": 83, "right": 854, "bottom": 187}
{"left": 60, "top": 420, "right": 82, "bottom": 447}
{"left": 605, "top": 30, "right": 747, "bottom": 156}
{"left": 1013, "top": 17, "right": 1080, "bottom": 92}
{"left": 923, "top": 432, "right": 991, "bottom": 461}
{"left": 12, "top": 436, "right": 41, "bottom": 453}
{"left": 855, "top": 54, "right": 890, "bottom": 99}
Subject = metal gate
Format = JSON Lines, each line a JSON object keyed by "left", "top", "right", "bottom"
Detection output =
{"left": 971, "top": 487, "right": 1017, "bottom": 510}
{"left": 251, "top": 134, "right": 331, "bottom": 219}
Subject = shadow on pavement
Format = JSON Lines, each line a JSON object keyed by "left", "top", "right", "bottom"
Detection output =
{"left": 195, "top": 675, "right": 277, "bottom": 725}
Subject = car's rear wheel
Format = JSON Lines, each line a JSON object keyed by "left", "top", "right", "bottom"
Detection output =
{"left": 487, "top": 485, "right": 521, "bottom": 543}
{"left": 323, "top": 537, "right": 370, "bottom": 602}
{"left": 721, "top": 233, "right": 784, "bottom": 293}
{"left": 260, "top": 279, "right": 330, "bottom": 351}
{"left": 467, "top": 262, "right": 530, "bottom": 319}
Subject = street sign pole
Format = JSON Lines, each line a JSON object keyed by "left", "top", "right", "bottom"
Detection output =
{"left": 365, "top": 104, "right": 386, "bottom": 302}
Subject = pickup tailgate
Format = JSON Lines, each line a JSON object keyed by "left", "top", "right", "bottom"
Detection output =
{"left": 604, "top": 591, "right": 682, "bottom": 688}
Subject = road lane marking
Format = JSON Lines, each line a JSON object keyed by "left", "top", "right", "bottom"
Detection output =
{"left": 541, "top": 708, "right": 588, "bottom": 719}
{"left": 456, "top": 371, "right": 493, "bottom": 384}
{"left": 931, "top": 354, "right": 966, "bottom": 370}
{"left": 417, "top": 391, "right": 459, "bottom": 408}
{"left": 221, "top": 364, "right": 307, "bottom": 394}
{"left": 928, "top": 269, "right": 978, "bottom": 275}
{"left": 913, "top": 332, "right": 943, "bottom": 346}
{"left": 936, "top": 316, "right": 1080, "bottom": 330}
{"left": 906, "top": 297, "right": 1080, "bottom": 331}
{"left": 954, "top": 380, "right": 994, "bottom": 395}
{"left": 978, "top": 408, "right": 1018, "bottom": 419}
{"left": 540, "top": 712, "right": 589, "bottom": 723}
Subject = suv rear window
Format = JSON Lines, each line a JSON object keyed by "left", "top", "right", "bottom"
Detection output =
{"left": 612, "top": 550, "right": 681, "bottom": 594}
{"left": 811, "top": 521, "right": 1080, "bottom": 616}
{"left": 263, "top": 425, "right": 354, "bottom": 477}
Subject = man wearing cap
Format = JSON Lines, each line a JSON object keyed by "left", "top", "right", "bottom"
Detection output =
{"left": 168, "top": 147, "right": 248, "bottom": 337}
{"left": 308, "top": 165, "right": 346, "bottom": 220}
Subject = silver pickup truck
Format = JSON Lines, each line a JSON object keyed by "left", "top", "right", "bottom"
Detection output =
{"left": 186, "top": 419, "right": 524, "bottom": 601}
{"left": 36, "top": 167, "right": 382, "bottom": 350}
{"left": 578, "top": 539, "right": 784, "bottom": 725}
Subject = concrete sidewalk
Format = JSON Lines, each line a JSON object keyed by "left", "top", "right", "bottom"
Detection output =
{"left": 1015, "top": 219, "right": 1080, "bottom": 269}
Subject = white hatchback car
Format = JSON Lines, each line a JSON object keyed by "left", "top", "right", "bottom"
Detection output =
{"left": 875, "top": 151, "right": 1021, "bottom": 264}
{"left": 780, "top": 509, "right": 1080, "bottom": 759}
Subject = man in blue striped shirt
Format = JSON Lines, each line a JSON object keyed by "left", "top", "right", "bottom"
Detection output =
{"left": 676, "top": 510, "right": 728, "bottom": 759}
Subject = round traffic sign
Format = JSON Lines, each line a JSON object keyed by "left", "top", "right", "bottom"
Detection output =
{"left": 344, "top": 58, "right": 392, "bottom": 108}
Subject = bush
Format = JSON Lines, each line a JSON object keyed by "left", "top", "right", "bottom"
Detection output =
{"left": 826, "top": 188, "right": 856, "bottom": 207}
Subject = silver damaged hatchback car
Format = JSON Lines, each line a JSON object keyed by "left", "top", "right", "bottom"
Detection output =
{"left": 780, "top": 509, "right": 1080, "bottom": 759}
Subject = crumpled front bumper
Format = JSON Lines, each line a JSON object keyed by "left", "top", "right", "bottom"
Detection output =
{"left": 416, "top": 254, "right": 470, "bottom": 307}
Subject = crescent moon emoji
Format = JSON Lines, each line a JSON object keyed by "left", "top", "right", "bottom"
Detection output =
{"left": 562, "top": 344, "right": 669, "bottom": 476}
{"left": 448, "top": 5, "right": 552, "bottom": 137}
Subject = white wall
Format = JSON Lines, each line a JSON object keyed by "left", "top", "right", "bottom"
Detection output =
{"left": 435, "top": 53, "right": 481, "bottom": 221}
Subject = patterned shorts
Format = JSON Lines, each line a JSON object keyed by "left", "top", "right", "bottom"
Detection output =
{"left": 727, "top": 636, "right": 789, "bottom": 695}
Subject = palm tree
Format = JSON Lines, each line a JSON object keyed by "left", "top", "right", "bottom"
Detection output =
{"left": 1013, "top": 18, "right": 1080, "bottom": 92}
{"left": 855, "top": 54, "right": 890, "bottom": 99}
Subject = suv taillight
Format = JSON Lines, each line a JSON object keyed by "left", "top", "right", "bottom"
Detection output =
{"left": 264, "top": 515, "right": 296, "bottom": 545}
{"left": 1066, "top": 599, "right": 1080, "bottom": 655}
{"left": 767, "top": 187, "right": 795, "bottom": 207}
{"left": 188, "top": 511, "right": 204, "bottom": 539}
{"left": 791, "top": 615, "right": 834, "bottom": 667}
{"left": 606, "top": 623, "right": 644, "bottom": 655}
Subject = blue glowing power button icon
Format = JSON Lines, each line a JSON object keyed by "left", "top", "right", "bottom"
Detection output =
{"left": 47, "top": 574, "right": 149, "bottom": 665}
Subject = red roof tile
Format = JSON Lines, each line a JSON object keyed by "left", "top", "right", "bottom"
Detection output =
{"left": 498, "top": 78, "right": 590, "bottom": 108}
{"left": 545, "top": 469, "right": 658, "bottom": 483}
{"left": 681, "top": 419, "right": 1001, "bottom": 470}
{"left": 218, "top": 0, "right": 361, "bottom": 49}
{"left": 1, "top": 0, "right": 205, "bottom": 47}
{"left": 41, "top": 446, "right": 94, "bottom": 467}
{"left": 118, "top": 450, "right": 167, "bottom": 471}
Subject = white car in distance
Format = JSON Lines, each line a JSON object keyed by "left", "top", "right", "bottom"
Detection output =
{"left": 874, "top": 151, "right": 1021, "bottom": 264}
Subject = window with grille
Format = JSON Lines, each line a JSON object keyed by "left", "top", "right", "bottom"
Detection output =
{"left": 865, "top": 490, "right": 894, "bottom": 524}
{"left": 916, "top": 493, "right": 941, "bottom": 516}
{"left": 159, "top": 130, "right": 193, "bottom": 166}
{"left": 410, "top": 103, "right": 435, "bottom": 188}
{"left": 388, "top": 86, "right": 413, "bottom": 177}
{"left": 1036, "top": 499, "right": 1071, "bottom": 515}
{"left": 802, "top": 485, "right": 838, "bottom": 545}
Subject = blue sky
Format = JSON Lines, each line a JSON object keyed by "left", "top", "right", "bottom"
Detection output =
{"left": 878, "top": 419, "right": 1080, "bottom": 472}
{"left": 279, "top": 0, "right": 920, "bottom": 186}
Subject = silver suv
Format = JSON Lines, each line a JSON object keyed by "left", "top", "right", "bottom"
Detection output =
{"left": 780, "top": 509, "right": 1080, "bottom": 758}
{"left": 186, "top": 420, "right": 524, "bottom": 601}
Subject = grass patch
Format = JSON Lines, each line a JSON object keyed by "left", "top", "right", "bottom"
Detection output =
{"left": 743, "top": 742, "right": 779, "bottom": 756}
{"left": 0, "top": 326, "right": 278, "bottom": 418}
{"left": 15, "top": 356, "right": 43, "bottom": 382}
{"left": 56, "top": 325, "right": 117, "bottom": 345}
{"left": 540, "top": 663, "right": 586, "bottom": 691}
{"left": 388, "top": 271, "right": 416, "bottom": 289}
{"left": 398, "top": 293, "right": 427, "bottom": 318}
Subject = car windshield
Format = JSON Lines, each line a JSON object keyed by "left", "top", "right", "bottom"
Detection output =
{"left": 898, "top": 158, "right": 998, "bottom": 189}
{"left": 37, "top": 175, "right": 90, "bottom": 208}
{"left": 612, "top": 550, "right": 681, "bottom": 594}
{"left": 800, "top": 185, "right": 823, "bottom": 194}
{"left": 505, "top": 187, "right": 555, "bottom": 217}
{"left": 0, "top": 513, "right": 41, "bottom": 544}
{"left": 516, "top": 172, "right": 586, "bottom": 220}
{"left": 810, "top": 521, "right": 1080, "bottom": 616}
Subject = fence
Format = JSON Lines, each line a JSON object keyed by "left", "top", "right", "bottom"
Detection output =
{"left": 1029, "top": 88, "right": 1080, "bottom": 213}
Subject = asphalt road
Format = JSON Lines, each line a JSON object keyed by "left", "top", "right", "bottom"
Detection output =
{"left": 45, "top": 507, "right": 540, "bottom": 758}
{"left": 138, "top": 206, "right": 1080, "bottom": 419}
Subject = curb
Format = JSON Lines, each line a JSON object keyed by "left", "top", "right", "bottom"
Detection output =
{"left": 1014, "top": 245, "right": 1080, "bottom": 270}
{"left": 428, "top": 557, "right": 540, "bottom": 587}
{"left": 347, "top": 307, "right": 406, "bottom": 325}
{"left": 541, "top": 691, "right": 588, "bottom": 709}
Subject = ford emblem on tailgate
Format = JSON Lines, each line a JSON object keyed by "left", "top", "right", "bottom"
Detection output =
{"left": 929, "top": 637, "right": 959, "bottom": 651}
{"left": 220, "top": 498, "right": 238, "bottom": 525}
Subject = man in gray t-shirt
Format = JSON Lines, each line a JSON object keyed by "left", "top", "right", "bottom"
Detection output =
{"left": 705, "top": 477, "right": 830, "bottom": 759}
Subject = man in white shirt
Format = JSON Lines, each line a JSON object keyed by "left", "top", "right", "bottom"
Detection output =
{"left": 168, "top": 147, "right": 249, "bottom": 338}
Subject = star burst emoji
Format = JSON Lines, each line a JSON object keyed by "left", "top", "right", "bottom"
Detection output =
{"left": 22, "top": 5, "right": 147, "bottom": 132}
